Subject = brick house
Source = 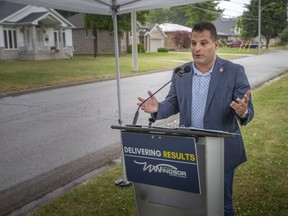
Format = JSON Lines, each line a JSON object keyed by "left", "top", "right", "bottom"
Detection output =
{"left": 159, "top": 23, "right": 192, "bottom": 51}
{"left": 67, "top": 13, "right": 128, "bottom": 55}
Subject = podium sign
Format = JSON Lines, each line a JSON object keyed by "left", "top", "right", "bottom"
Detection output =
{"left": 112, "top": 125, "right": 236, "bottom": 216}
{"left": 121, "top": 132, "right": 200, "bottom": 193}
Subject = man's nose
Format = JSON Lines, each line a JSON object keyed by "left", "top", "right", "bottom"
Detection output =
{"left": 194, "top": 43, "right": 201, "bottom": 51}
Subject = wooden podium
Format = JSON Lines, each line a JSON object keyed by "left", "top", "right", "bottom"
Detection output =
{"left": 111, "top": 125, "right": 236, "bottom": 216}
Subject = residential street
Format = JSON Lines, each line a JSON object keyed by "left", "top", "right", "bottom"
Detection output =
{"left": 0, "top": 50, "right": 287, "bottom": 215}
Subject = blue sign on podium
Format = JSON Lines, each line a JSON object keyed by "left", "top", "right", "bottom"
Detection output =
{"left": 121, "top": 132, "right": 200, "bottom": 194}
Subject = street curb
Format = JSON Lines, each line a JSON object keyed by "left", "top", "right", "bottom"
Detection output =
{"left": 0, "top": 69, "right": 172, "bottom": 99}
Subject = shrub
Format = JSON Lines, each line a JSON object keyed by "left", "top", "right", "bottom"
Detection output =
{"left": 173, "top": 31, "right": 191, "bottom": 49}
{"left": 157, "top": 48, "right": 168, "bottom": 52}
{"left": 280, "top": 27, "right": 288, "bottom": 46}
{"left": 127, "top": 44, "right": 145, "bottom": 53}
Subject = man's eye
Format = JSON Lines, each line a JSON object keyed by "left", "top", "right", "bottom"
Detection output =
{"left": 201, "top": 42, "right": 208, "bottom": 46}
{"left": 191, "top": 42, "right": 196, "bottom": 46}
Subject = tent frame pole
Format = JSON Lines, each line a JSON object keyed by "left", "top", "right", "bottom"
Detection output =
{"left": 112, "top": 1, "right": 132, "bottom": 187}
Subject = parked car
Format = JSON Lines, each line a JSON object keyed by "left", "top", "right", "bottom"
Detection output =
{"left": 241, "top": 42, "right": 260, "bottom": 49}
{"left": 227, "top": 40, "right": 243, "bottom": 48}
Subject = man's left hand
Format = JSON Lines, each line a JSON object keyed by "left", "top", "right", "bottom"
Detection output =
{"left": 230, "top": 90, "right": 252, "bottom": 116}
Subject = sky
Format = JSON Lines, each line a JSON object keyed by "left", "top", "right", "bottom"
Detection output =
{"left": 217, "top": 0, "right": 251, "bottom": 18}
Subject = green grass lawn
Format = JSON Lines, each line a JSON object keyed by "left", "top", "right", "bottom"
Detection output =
{"left": 28, "top": 74, "right": 288, "bottom": 216}
{"left": 0, "top": 47, "right": 266, "bottom": 94}
{"left": 234, "top": 74, "right": 288, "bottom": 216}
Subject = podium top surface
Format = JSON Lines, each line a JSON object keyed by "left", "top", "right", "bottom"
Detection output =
{"left": 111, "top": 125, "right": 237, "bottom": 138}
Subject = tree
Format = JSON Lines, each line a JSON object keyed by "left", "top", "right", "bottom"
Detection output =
{"left": 183, "top": 2, "right": 223, "bottom": 27}
{"left": 146, "top": 8, "right": 172, "bottom": 24}
{"left": 169, "top": 6, "right": 189, "bottom": 26}
{"left": 281, "top": 27, "right": 288, "bottom": 47}
{"left": 146, "top": 2, "right": 223, "bottom": 27}
{"left": 242, "top": 0, "right": 288, "bottom": 48}
{"left": 84, "top": 14, "right": 111, "bottom": 57}
{"left": 173, "top": 31, "right": 191, "bottom": 49}
{"left": 84, "top": 12, "right": 147, "bottom": 57}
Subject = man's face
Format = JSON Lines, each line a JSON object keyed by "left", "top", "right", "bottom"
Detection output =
{"left": 190, "top": 30, "right": 218, "bottom": 69}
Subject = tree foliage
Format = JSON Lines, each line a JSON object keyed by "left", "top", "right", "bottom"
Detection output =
{"left": 173, "top": 31, "right": 191, "bottom": 49}
{"left": 84, "top": 11, "right": 147, "bottom": 37}
{"left": 146, "top": 1, "right": 223, "bottom": 27}
{"left": 281, "top": 27, "right": 288, "bottom": 45}
{"left": 146, "top": 8, "right": 172, "bottom": 24}
{"left": 242, "top": 0, "right": 288, "bottom": 48}
{"left": 84, "top": 11, "right": 147, "bottom": 56}
{"left": 183, "top": 2, "right": 223, "bottom": 27}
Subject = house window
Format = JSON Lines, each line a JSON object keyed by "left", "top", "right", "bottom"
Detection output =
{"left": 3, "top": 29, "right": 18, "bottom": 49}
{"left": 85, "top": 28, "right": 88, "bottom": 39}
{"left": 62, "top": 32, "right": 66, "bottom": 48}
{"left": 54, "top": 31, "right": 59, "bottom": 48}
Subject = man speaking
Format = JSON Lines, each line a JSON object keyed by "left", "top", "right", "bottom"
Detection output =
{"left": 137, "top": 22, "right": 254, "bottom": 216}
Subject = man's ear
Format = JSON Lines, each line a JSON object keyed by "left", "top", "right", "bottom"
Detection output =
{"left": 215, "top": 40, "right": 219, "bottom": 49}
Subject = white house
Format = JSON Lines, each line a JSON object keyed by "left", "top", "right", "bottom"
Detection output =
{"left": 0, "top": 1, "right": 75, "bottom": 60}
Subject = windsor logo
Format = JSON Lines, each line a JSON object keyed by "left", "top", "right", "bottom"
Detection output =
{"left": 121, "top": 132, "right": 200, "bottom": 193}
{"left": 134, "top": 161, "right": 187, "bottom": 178}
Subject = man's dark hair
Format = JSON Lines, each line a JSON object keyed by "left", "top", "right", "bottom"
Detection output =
{"left": 192, "top": 22, "right": 218, "bottom": 41}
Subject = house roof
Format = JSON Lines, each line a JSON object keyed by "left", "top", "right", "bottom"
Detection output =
{"left": 0, "top": 1, "right": 26, "bottom": 21}
{"left": 213, "top": 17, "right": 238, "bottom": 36}
{"left": 0, "top": 0, "right": 74, "bottom": 27}
{"left": 17, "top": 12, "right": 47, "bottom": 23}
{"left": 138, "top": 23, "right": 167, "bottom": 37}
{"left": 143, "top": 23, "right": 156, "bottom": 35}
{"left": 159, "top": 23, "right": 192, "bottom": 33}
{"left": 67, "top": 13, "right": 85, "bottom": 28}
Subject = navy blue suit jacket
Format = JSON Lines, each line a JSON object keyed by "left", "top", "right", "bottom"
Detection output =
{"left": 155, "top": 56, "right": 254, "bottom": 172}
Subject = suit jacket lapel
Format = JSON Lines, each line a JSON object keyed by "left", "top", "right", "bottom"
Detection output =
{"left": 205, "top": 57, "right": 225, "bottom": 114}
{"left": 184, "top": 63, "right": 193, "bottom": 126}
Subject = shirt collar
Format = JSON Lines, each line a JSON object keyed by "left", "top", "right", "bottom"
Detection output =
{"left": 193, "top": 61, "right": 215, "bottom": 76}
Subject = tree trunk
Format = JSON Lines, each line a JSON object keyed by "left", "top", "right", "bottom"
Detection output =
{"left": 93, "top": 30, "right": 98, "bottom": 58}
{"left": 265, "top": 35, "right": 270, "bottom": 49}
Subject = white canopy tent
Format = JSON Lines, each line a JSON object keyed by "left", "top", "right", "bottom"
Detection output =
{"left": 1, "top": 0, "right": 209, "bottom": 15}
{"left": 2, "top": 0, "right": 209, "bottom": 184}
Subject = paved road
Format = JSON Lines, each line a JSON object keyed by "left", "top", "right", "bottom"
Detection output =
{"left": 0, "top": 50, "right": 287, "bottom": 215}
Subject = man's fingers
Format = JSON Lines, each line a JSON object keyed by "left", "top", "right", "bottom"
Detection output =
{"left": 230, "top": 90, "right": 252, "bottom": 115}
{"left": 137, "top": 97, "right": 145, "bottom": 103}
{"left": 148, "top": 90, "right": 154, "bottom": 99}
{"left": 243, "top": 90, "right": 252, "bottom": 104}
{"left": 245, "top": 90, "right": 252, "bottom": 98}
{"left": 230, "top": 101, "right": 238, "bottom": 109}
{"left": 235, "top": 90, "right": 252, "bottom": 106}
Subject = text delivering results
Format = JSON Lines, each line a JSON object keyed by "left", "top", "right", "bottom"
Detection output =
{"left": 124, "top": 147, "right": 196, "bottom": 162}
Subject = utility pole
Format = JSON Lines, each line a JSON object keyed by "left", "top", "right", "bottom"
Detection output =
{"left": 258, "top": 0, "right": 261, "bottom": 55}
{"left": 131, "top": 11, "right": 138, "bottom": 72}
{"left": 257, "top": 1, "right": 276, "bottom": 54}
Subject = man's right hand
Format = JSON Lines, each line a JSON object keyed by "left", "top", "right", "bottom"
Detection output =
{"left": 137, "top": 90, "right": 159, "bottom": 113}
